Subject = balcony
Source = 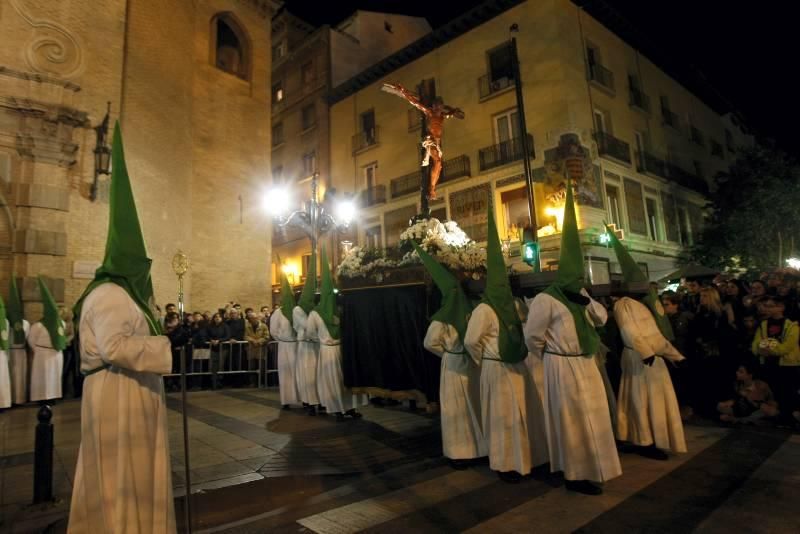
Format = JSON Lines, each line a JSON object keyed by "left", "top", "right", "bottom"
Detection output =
{"left": 629, "top": 87, "right": 650, "bottom": 112}
{"left": 661, "top": 108, "right": 681, "bottom": 131}
{"left": 689, "top": 126, "right": 705, "bottom": 147}
{"left": 594, "top": 131, "right": 631, "bottom": 164}
{"left": 636, "top": 150, "right": 668, "bottom": 179}
{"left": 352, "top": 126, "right": 379, "bottom": 154}
{"left": 665, "top": 162, "right": 709, "bottom": 195}
{"left": 360, "top": 184, "right": 386, "bottom": 207}
{"left": 478, "top": 74, "right": 515, "bottom": 100}
{"left": 478, "top": 134, "right": 534, "bottom": 172}
{"left": 588, "top": 64, "right": 615, "bottom": 92}
{"left": 389, "top": 155, "right": 472, "bottom": 198}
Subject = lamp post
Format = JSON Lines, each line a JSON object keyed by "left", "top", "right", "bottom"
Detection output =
{"left": 90, "top": 102, "right": 112, "bottom": 202}
{"left": 265, "top": 173, "right": 356, "bottom": 289}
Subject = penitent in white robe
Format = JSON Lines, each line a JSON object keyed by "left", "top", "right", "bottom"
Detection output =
{"left": 307, "top": 311, "right": 353, "bottom": 414}
{"left": 28, "top": 321, "right": 64, "bottom": 402}
{"left": 68, "top": 283, "right": 175, "bottom": 534}
{"left": 614, "top": 297, "right": 687, "bottom": 453}
{"left": 9, "top": 319, "right": 30, "bottom": 405}
{"left": 1, "top": 319, "right": 10, "bottom": 408}
{"left": 293, "top": 306, "right": 320, "bottom": 406}
{"left": 464, "top": 304, "right": 543, "bottom": 475}
{"left": 269, "top": 309, "right": 299, "bottom": 406}
{"left": 524, "top": 291, "right": 622, "bottom": 483}
{"left": 424, "top": 320, "right": 486, "bottom": 460}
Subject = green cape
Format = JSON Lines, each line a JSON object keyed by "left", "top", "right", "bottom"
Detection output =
{"left": 279, "top": 272, "right": 295, "bottom": 322}
{"left": 543, "top": 181, "right": 600, "bottom": 355}
{"left": 605, "top": 223, "right": 674, "bottom": 341}
{"left": 7, "top": 276, "right": 25, "bottom": 345}
{"left": 296, "top": 249, "right": 317, "bottom": 314}
{"left": 73, "top": 122, "right": 161, "bottom": 335}
{"left": 482, "top": 203, "right": 527, "bottom": 364}
{"left": 413, "top": 242, "right": 472, "bottom": 342}
{"left": 314, "top": 246, "right": 340, "bottom": 339}
{"left": 38, "top": 277, "right": 66, "bottom": 351}
{"left": 0, "top": 294, "right": 8, "bottom": 351}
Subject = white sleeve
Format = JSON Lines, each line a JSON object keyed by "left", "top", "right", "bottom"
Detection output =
{"left": 524, "top": 294, "right": 551, "bottom": 359}
{"left": 581, "top": 289, "right": 608, "bottom": 326}
{"left": 615, "top": 299, "right": 656, "bottom": 360}
{"left": 423, "top": 321, "right": 446, "bottom": 358}
{"left": 464, "top": 305, "right": 491, "bottom": 366}
{"left": 87, "top": 290, "right": 172, "bottom": 374}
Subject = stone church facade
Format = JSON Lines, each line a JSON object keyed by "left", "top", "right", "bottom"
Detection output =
{"left": 0, "top": 0, "right": 275, "bottom": 314}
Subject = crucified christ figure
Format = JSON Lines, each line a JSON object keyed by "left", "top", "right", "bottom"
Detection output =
{"left": 382, "top": 82, "right": 465, "bottom": 200}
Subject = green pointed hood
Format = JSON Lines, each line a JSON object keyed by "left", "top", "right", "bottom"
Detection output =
{"left": 482, "top": 203, "right": 527, "bottom": 364}
{"left": 544, "top": 182, "right": 600, "bottom": 355}
{"left": 297, "top": 249, "right": 317, "bottom": 314}
{"left": 314, "top": 246, "right": 340, "bottom": 339}
{"left": 279, "top": 272, "right": 295, "bottom": 321}
{"left": 0, "top": 294, "right": 8, "bottom": 351}
{"left": 7, "top": 276, "right": 25, "bottom": 345}
{"left": 413, "top": 242, "right": 472, "bottom": 342}
{"left": 38, "top": 277, "right": 66, "bottom": 351}
{"left": 605, "top": 224, "right": 674, "bottom": 340}
{"left": 73, "top": 122, "right": 161, "bottom": 335}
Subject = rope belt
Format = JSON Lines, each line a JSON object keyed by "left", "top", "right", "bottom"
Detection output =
{"left": 273, "top": 337, "right": 298, "bottom": 343}
{"left": 544, "top": 349, "right": 590, "bottom": 358}
{"left": 482, "top": 357, "right": 503, "bottom": 362}
{"left": 444, "top": 350, "right": 469, "bottom": 356}
{"left": 320, "top": 341, "right": 341, "bottom": 346}
{"left": 83, "top": 363, "right": 111, "bottom": 376}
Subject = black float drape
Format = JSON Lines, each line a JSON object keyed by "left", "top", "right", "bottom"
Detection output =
{"left": 341, "top": 284, "right": 440, "bottom": 402}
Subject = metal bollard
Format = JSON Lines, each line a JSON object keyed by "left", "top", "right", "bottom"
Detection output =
{"left": 33, "top": 405, "right": 54, "bottom": 504}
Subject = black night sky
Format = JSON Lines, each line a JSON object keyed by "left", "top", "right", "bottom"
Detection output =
{"left": 282, "top": 0, "right": 797, "bottom": 157}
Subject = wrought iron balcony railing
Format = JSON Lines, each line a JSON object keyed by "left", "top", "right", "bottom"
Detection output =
{"left": 588, "top": 64, "right": 615, "bottom": 91}
{"left": 360, "top": 184, "right": 387, "bottom": 207}
{"left": 478, "top": 134, "right": 534, "bottom": 172}
{"left": 629, "top": 87, "right": 650, "bottom": 112}
{"left": 478, "top": 74, "right": 515, "bottom": 99}
{"left": 389, "top": 155, "right": 472, "bottom": 198}
{"left": 594, "top": 131, "right": 631, "bottom": 164}
{"left": 352, "top": 126, "right": 379, "bottom": 154}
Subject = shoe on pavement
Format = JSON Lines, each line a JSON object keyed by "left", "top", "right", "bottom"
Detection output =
{"left": 565, "top": 480, "right": 603, "bottom": 495}
{"left": 637, "top": 445, "right": 668, "bottom": 461}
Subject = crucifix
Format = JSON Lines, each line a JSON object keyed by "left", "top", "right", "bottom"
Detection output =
{"left": 381, "top": 82, "right": 464, "bottom": 207}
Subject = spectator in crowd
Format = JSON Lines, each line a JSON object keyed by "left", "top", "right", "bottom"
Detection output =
{"left": 203, "top": 310, "right": 212, "bottom": 322}
{"left": 244, "top": 307, "right": 255, "bottom": 320}
{"left": 777, "top": 278, "right": 800, "bottom": 321}
{"left": 690, "top": 287, "right": 728, "bottom": 416}
{"left": 164, "top": 311, "right": 191, "bottom": 391}
{"left": 681, "top": 278, "right": 702, "bottom": 314}
{"left": 751, "top": 295, "right": 800, "bottom": 420}
{"left": 744, "top": 280, "right": 767, "bottom": 320}
{"left": 722, "top": 280, "right": 747, "bottom": 330}
{"left": 245, "top": 312, "right": 269, "bottom": 386}
{"left": 207, "top": 312, "right": 231, "bottom": 389}
{"left": 662, "top": 292, "right": 693, "bottom": 417}
{"left": 717, "top": 360, "right": 779, "bottom": 424}
{"left": 226, "top": 308, "right": 245, "bottom": 341}
{"left": 260, "top": 306, "right": 271, "bottom": 325}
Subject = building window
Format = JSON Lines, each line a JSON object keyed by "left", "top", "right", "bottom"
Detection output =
{"left": 661, "top": 192, "right": 680, "bottom": 242}
{"left": 487, "top": 42, "right": 514, "bottom": 85}
{"left": 302, "top": 151, "right": 317, "bottom": 176}
{"left": 272, "top": 40, "right": 287, "bottom": 62}
{"left": 384, "top": 205, "right": 417, "bottom": 247}
{"left": 360, "top": 109, "right": 376, "bottom": 141}
{"left": 660, "top": 96, "right": 679, "bottom": 130}
{"left": 645, "top": 196, "right": 660, "bottom": 241}
{"left": 606, "top": 184, "right": 622, "bottom": 228}
{"left": 365, "top": 225, "right": 382, "bottom": 249}
{"left": 364, "top": 162, "right": 378, "bottom": 189}
{"left": 212, "top": 14, "right": 250, "bottom": 80}
{"left": 586, "top": 43, "right": 614, "bottom": 90}
{"left": 677, "top": 206, "right": 692, "bottom": 246}
{"left": 623, "top": 178, "right": 647, "bottom": 235}
{"left": 271, "top": 122, "right": 284, "bottom": 146}
{"left": 301, "top": 104, "right": 317, "bottom": 130}
{"left": 272, "top": 81, "right": 284, "bottom": 104}
{"left": 593, "top": 108, "right": 610, "bottom": 135}
{"left": 500, "top": 187, "right": 530, "bottom": 239}
{"left": 301, "top": 61, "right": 314, "bottom": 84}
{"left": 494, "top": 109, "right": 521, "bottom": 145}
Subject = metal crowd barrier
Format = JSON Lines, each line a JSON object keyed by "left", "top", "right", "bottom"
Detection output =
{"left": 163, "top": 340, "right": 279, "bottom": 389}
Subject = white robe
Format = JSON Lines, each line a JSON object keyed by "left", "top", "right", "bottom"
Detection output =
{"left": 269, "top": 309, "right": 300, "bottom": 406}
{"left": 68, "top": 283, "right": 175, "bottom": 534}
{"left": 464, "top": 304, "right": 542, "bottom": 474}
{"left": 28, "top": 321, "right": 64, "bottom": 402}
{"left": 9, "top": 319, "right": 30, "bottom": 404}
{"left": 1, "top": 319, "right": 11, "bottom": 408}
{"left": 424, "top": 321, "right": 486, "bottom": 460}
{"left": 293, "top": 306, "right": 320, "bottom": 406}
{"left": 614, "top": 297, "right": 687, "bottom": 453}
{"left": 307, "top": 311, "right": 353, "bottom": 414}
{"left": 524, "top": 291, "right": 622, "bottom": 483}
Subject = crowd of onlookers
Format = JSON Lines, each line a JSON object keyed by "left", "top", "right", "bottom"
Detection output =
{"left": 599, "top": 270, "right": 800, "bottom": 429}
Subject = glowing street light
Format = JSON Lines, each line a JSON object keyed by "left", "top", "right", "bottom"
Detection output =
{"left": 786, "top": 257, "right": 800, "bottom": 270}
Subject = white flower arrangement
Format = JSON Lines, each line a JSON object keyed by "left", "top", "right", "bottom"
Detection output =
{"left": 337, "top": 217, "right": 486, "bottom": 281}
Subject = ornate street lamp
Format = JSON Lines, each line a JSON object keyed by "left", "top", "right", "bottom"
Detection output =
{"left": 264, "top": 173, "right": 356, "bottom": 289}
{"left": 90, "top": 101, "right": 112, "bottom": 202}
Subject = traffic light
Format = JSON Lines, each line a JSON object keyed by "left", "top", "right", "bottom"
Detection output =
{"left": 520, "top": 227, "right": 539, "bottom": 269}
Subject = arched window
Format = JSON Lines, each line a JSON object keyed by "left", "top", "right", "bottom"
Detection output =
{"left": 211, "top": 13, "right": 250, "bottom": 81}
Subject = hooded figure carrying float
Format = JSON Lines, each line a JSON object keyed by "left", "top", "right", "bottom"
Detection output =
{"left": 523, "top": 182, "right": 621, "bottom": 495}
{"left": 270, "top": 272, "right": 300, "bottom": 409}
{"left": 606, "top": 225, "right": 687, "bottom": 460}
{"left": 7, "top": 276, "right": 30, "bottom": 405}
{"left": 294, "top": 251, "right": 323, "bottom": 415}
{"left": 68, "top": 123, "right": 175, "bottom": 534}
{"left": 416, "top": 242, "right": 486, "bottom": 468}
{"left": 464, "top": 204, "right": 545, "bottom": 483}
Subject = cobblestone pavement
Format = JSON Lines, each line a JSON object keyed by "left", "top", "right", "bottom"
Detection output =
{"left": 2, "top": 389, "right": 799, "bottom": 533}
